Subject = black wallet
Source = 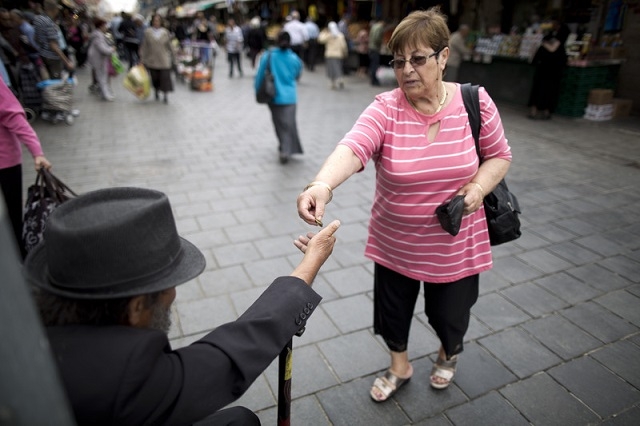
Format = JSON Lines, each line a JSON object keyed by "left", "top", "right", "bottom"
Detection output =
{"left": 435, "top": 195, "right": 465, "bottom": 236}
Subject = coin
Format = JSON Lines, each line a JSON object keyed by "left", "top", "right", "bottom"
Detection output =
{"left": 315, "top": 218, "right": 323, "bottom": 227}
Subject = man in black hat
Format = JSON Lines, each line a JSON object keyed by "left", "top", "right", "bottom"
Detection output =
{"left": 24, "top": 186, "right": 341, "bottom": 426}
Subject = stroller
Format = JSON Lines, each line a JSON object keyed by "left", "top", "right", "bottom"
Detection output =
{"left": 17, "top": 62, "right": 79, "bottom": 125}
{"left": 16, "top": 62, "right": 42, "bottom": 123}
{"left": 37, "top": 75, "right": 79, "bottom": 125}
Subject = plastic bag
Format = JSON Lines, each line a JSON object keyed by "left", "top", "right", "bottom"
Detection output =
{"left": 122, "top": 64, "right": 151, "bottom": 100}
{"left": 111, "top": 53, "right": 125, "bottom": 75}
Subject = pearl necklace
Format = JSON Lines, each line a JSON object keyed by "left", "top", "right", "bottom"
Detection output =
{"left": 407, "top": 81, "right": 448, "bottom": 115}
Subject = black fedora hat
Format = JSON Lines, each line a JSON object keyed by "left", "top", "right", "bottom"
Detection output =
{"left": 24, "top": 187, "right": 205, "bottom": 299}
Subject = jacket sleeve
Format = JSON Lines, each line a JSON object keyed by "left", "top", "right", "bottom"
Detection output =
{"left": 121, "top": 276, "right": 322, "bottom": 426}
{"left": 95, "top": 33, "right": 113, "bottom": 56}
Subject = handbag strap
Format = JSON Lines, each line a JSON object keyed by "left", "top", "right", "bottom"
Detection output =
{"left": 460, "top": 83, "right": 481, "bottom": 162}
{"left": 39, "top": 168, "right": 78, "bottom": 203}
{"left": 265, "top": 50, "right": 271, "bottom": 73}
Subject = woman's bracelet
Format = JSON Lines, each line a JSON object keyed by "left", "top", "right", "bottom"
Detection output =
{"left": 470, "top": 182, "right": 485, "bottom": 199}
{"left": 303, "top": 181, "right": 333, "bottom": 203}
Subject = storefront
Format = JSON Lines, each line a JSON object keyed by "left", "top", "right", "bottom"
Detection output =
{"left": 452, "top": 0, "right": 636, "bottom": 117}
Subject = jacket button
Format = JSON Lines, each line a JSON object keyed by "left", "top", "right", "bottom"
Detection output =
{"left": 300, "top": 313, "right": 307, "bottom": 320}
{"left": 307, "top": 302, "right": 314, "bottom": 309}
{"left": 303, "top": 307, "right": 310, "bottom": 315}
{"left": 295, "top": 318, "right": 302, "bottom": 326}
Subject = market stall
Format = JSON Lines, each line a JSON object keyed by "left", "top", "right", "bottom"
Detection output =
{"left": 457, "top": 30, "right": 626, "bottom": 118}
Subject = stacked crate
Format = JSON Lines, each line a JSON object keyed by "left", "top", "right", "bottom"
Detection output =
{"left": 555, "top": 64, "right": 620, "bottom": 117}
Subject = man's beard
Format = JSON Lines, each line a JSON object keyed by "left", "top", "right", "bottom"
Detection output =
{"left": 149, "top": 303, "right": 172, "bottom": 334}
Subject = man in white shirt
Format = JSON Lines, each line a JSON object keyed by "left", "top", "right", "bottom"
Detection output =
{"left": 283, "top": 10, "right": 308, "bottom": 58}
{"left": 304, "top": 16, "right": 319, "bottom": 71}
{"left": 224, "top": 18, "right": 244, "bottom": 78}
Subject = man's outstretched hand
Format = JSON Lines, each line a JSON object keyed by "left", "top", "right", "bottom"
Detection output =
{"left": 291, "top": 220, "right": 341, "bottom": 285}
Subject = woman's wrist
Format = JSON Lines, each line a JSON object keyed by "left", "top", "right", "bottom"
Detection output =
{"left": 469, "top": 181, "right": 484, "bottom": 199}
{"left": 303, "top": 181, "right": 333, "bottom": 203}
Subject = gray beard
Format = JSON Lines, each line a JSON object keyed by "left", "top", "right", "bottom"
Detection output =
{"left": 150, "top": 304, "right": 172, "bottom": 334}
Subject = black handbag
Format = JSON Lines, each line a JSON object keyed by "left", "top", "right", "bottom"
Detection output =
{"left": 256, "top": 51, "right": 276, "bottom": 104}
{"left": 461, "top": 83, "right": 522, "bottom": 245}
{"left": 22, "top": 168, "right": 77, "bottom": 253}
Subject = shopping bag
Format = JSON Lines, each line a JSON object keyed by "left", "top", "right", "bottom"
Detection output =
{"left": 38, "top": 79, "right": 73, "bottom": 112}
{"left": 111, "top": 53, "right": 125, "bottom": 75}
{"left": 123, "top": 64, "right": 151, "bottom": 100}
{"left": 22, "top": 168, "right": 77, "bottom": 253}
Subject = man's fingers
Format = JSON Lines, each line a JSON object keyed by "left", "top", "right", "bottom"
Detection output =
{"left": 318, "top": 220, "right": 340, "bottom": 237}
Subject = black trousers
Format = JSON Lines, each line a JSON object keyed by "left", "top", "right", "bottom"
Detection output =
{"left": 0, "top": 164, "right": 24, "bottom": 259}
{"left": 227, "top": 52, "right": 243, "bottom": 76}
{"left": 373, "top": 263, "right": 479, "bottom": 357}
{"left": 304, "top": 39, "right": 318, "bottom": 71}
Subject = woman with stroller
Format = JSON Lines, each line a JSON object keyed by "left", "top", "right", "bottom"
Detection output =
{"left": 87, "top": 17, "right": 115, "bottom": 101}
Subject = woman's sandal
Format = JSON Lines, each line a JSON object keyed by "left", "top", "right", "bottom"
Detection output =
{"left": 430, "top": 354, "right": 458, "bottom": 389}
{"left": 370, "top": 370, "right": 411, "bottom": 403}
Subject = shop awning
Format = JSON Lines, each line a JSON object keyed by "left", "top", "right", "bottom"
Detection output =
{"left": 174, "top": 0, "right": 224, "bottom": 18}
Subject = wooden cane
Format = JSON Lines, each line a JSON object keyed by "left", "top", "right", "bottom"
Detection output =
{"left": 277, "top": 338, "right": 293, "bottom": 426}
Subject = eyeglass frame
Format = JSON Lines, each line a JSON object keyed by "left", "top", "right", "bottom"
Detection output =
{"left": 388, "top": 48, "right": 444, "bottom": 70}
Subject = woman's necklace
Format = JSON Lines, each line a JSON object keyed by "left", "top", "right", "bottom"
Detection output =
{"left": 407, "top": 81, "right": 448, "bottom": 115}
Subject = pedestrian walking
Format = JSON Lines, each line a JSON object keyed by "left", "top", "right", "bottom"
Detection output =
{"left": 140, "top": 14, "right": 174, "bottom": 104}
{"left": 318, "top": 21, "right": 348, "bottom": 90}
{"left": 368, "top": 17, "right": 384, "bottom": 86}
{"left": 33, "top": 0, "right": 74, "bottom": 79}
{"left": 283, "top": 11, "right": 308, "bottom": 59}
{"left": 304, "top": 16, "right": 319, "bottom": 71}
{"left": 224, "top": 18, "right": 243, "bottom": 78}
{"left": 254, "top": 31, "right": 303, "bottom": 164}
{"left": 246, "top": 16, "right": 265, "bottom": 70}
{"left": 87, "top": 17, "right": 116, "bottom": 101}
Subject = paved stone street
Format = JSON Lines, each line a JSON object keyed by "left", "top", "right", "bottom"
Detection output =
{"left": 25, "top": 54, "right": 640, "bottom": 425}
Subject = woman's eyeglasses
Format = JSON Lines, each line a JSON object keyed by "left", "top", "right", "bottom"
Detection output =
{"left": 389, "top": 49, "right": 443, "bottom": 69}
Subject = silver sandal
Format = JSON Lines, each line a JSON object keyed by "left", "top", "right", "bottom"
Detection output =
{"left": 370, "top": 369, "right": 411, "bottom": 402}
{"left": 430, "top": 355, "right": 458, "bottom": 389}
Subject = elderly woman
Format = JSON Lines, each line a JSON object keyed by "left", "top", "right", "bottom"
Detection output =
{"left": 87, "top": 17, "right": 116, "bottom": 101}
{"left": 297, "top": 8, "right": 512, "bottom": 401}
{"left": 140, "top": 14, "right": 174, "bottom": 104}
{"left": 318, "top": 21, "right": 348, "bottom": 89}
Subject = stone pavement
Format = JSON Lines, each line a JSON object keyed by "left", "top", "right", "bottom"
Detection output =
{"left": 25, "top": 56, "right": 640, "bottom": 425}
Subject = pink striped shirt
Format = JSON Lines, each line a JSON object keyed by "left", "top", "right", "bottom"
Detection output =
{"left": 339, "top": 84, "right": 512, "bottom": 283}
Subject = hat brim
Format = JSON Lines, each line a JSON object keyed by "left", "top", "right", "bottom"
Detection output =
{"left": 24, "top": 237, "right": 206, "bottom": 299}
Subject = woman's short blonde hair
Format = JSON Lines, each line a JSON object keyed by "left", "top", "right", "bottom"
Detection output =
{"left": 388, "top": 8, "right": 450, "bottom": 56}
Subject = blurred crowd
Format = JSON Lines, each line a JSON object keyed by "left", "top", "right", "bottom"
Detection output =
{"left": 1, "top": 0, "right": 406, "bottom": 105}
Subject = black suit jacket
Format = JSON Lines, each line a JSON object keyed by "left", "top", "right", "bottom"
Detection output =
{"left": 46, "top": 276, "right": 322, "bottom": 426}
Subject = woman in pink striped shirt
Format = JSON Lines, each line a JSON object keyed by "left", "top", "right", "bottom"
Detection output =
{"left": 297, "top": 8, "right": 512, "bottom": 402}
